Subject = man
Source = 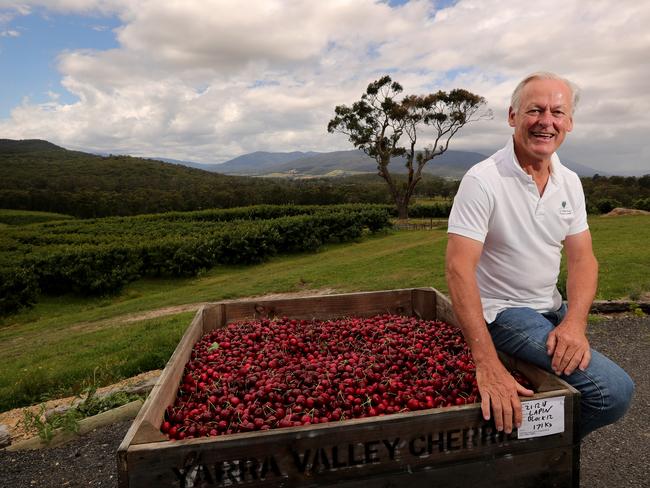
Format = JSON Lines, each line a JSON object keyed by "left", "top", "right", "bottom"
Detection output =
{"left": 445, "top": 72, "right": 634, "bottom": 439}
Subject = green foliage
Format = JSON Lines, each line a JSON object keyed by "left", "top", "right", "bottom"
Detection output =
{"left": 22, "top": 405, "right": 80, "bottom": 443}
{"left": 407, "top": 202, "right": 453, "bottom": 218}
{"left": 627, "top": 302, "right": 646, "bottom": 317}
{"left": 72, "top": 384, "right": 143, "bottom": 418}
{"left": 595, "top": 198, "right": 621, "bottom": 214}
{"left": 21, "top": 382, "right": 143, "bottom": 443}
{"left": 0, "top": 205, "right": 392, "bottom": 313}
{"left": 28, "top": 245, "right": 143, "bottom": 295}
{"left": 632, "top": 197, "right": 650, "bottom": 211}
{"left": 0, "top": 209, "right": 73, "bottom": 226}
{"left": 582, "top": 174, "right": 650, "bottom": 214}
{"left": 0, "top": 266, "right": 39, "bottom": 315}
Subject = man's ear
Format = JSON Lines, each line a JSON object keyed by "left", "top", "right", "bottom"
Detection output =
{"left": 508, "top": 106, "right": 516, "bottom": 128}
{"left": 567, "top": 115, "right": 574, "bottom": 133}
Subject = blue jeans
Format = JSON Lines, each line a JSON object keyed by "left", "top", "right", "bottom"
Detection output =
{"left": 488, "top": 304, "right": 634, "bottom": 439}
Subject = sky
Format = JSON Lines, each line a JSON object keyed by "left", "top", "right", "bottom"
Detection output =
{"left": 0, "top": 0, "right": 649, "bottom": 175}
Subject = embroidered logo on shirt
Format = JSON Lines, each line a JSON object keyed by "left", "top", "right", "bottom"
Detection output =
{"left": 559, "top": 200, "right": 573, "bottom": 215}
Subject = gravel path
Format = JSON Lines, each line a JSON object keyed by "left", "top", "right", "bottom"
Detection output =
{"left": 580, "top": 315, "right": 650, "bottom": 487}
{"left": 1, "top": 315, "right": 647, "bottom": 488}
{"left": 0, "top": 419, "right": 130, "bottom": 488}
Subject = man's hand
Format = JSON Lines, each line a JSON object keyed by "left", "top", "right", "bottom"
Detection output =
{"left": 546, "top": 319, "right": 591, "bottom": 376}
{"left": 476, "top": 362, "right": 534, "bottom": 433}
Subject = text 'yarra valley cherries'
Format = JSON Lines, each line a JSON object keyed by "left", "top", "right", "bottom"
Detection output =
{"left": 161, "top": 314, "right": 532, "bottom": 440}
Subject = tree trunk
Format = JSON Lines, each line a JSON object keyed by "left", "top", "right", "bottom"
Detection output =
{"left": 396, "top": 200, "right": 409, "bottom": 220}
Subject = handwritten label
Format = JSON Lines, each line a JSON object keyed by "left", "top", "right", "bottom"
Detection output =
{"left": 518, "top": 396, "right": 565, "bottom": 439}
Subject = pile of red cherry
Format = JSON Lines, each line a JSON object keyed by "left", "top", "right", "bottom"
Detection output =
{"left": 162, "top": 314, "right": 529, "bottom": 440}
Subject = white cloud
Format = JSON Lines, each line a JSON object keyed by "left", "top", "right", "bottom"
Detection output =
{"left": 0, "top": 0, "right": 649, "bottom": 172}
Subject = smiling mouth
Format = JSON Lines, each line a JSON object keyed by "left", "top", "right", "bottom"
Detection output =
{"left": 531, "top": 132, "right": 555, "bottom": 140}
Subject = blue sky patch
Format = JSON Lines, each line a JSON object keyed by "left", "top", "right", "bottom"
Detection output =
{"left": 0, "top": 8, "right": 121, "bottom": 117}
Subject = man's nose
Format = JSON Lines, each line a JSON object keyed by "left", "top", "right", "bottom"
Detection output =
{"left": 537, "top": 108, "right": 553, "bottom": 126}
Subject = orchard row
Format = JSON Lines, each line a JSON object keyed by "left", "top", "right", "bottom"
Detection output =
{"left": 0, "top": 205, "right": 390, "bottom": 314}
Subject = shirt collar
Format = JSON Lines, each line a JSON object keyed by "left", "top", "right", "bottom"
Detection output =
{"left": 506, "top": 136, "right": 562, "bottom": 185}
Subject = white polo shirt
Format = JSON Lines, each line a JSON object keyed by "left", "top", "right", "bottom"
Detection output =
{"left": 447, "top": 137, "right": 589, "bottom": 323}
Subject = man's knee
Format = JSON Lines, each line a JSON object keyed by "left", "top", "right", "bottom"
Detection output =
{"left": 580, "top": 364, "right": 634, "bottom": 437}
{"left": 605, "top": 371, "right": 635, "bottom": 422}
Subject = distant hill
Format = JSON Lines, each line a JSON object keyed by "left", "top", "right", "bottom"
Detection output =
{"left": 149, "top": 151, "right": 323, "bottom": 174}
{"left": 0, "top": 138, "right": 67, "bottom": 154}
{"left": 216, "top": 151, "right": 321, "bottom": 174}
{"left": 147, "top": 156, "right": 220, "bottom": 172}
{"left": 212, "top": 149, "right": 488, "bottom": 178}
{"left": 565, "top": 160, "right": 609, "bottom": 177}
{"left": 0, "top": 139, "right": 399, "bottom": 217}
{"left": 0, "top": 139, "right": 323, "bottom": 217}
{"left": 157, "top": 153, "right": 631, "bottom": 178}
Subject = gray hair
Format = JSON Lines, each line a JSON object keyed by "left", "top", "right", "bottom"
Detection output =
{"left": 510, "top": 72, "right": 581, "bottom": 113}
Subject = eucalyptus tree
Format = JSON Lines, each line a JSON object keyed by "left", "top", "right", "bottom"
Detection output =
{"left": 328, "top": 76, "right": 490, "bottom": 219}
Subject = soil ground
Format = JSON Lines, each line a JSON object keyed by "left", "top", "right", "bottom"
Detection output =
{"left": 1, "top": 314, "right": 648, "bottom": 488}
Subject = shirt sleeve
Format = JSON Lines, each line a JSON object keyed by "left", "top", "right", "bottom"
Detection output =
{"left": 447, "top": 174, "right": 492, "bottom": 243}
{"left": 567, "top": 176, "right": 589, "bottom": 236}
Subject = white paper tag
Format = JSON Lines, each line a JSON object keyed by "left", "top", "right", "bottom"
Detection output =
{"left": 518, "top": 396, "right": 565, "bottom": 439}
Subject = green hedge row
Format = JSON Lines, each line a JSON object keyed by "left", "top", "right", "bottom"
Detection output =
{"left": 0, "top": 209, "right": 73, "bottom": 226}
{"left": 1, "top": 206, "right": 391, "bottom": 315}
{"left": 6, "top": 204, "right": 396, "bottom": 248}
{"left": 402, "top": 202, "right": 452, "bottom": 219}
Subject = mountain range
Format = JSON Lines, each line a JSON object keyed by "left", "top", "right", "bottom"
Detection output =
{"left": 162, "top": 149, "right": 606, "bottom": 178}
{"left": 1, "top": 138, "right": 606, "bottom": 178}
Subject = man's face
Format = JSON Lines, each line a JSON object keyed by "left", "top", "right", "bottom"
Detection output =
{"left": 508, "top": 78, "right": 574, "bottom": 165}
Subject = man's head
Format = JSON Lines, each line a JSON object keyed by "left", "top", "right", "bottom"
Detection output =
{"left": 508, "top": 72, "right": 579, "bottom": 165}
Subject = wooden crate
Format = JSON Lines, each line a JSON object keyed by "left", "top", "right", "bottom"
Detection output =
{"left": 117, "top": 288, "right": 580, "bottom": 488}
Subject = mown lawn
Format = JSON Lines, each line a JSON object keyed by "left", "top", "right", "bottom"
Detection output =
{"left": 1, "top": 215, "right": 648, "bottom": 411}
{"left": 588, "top": 215, "right": 650, "bottom": 300}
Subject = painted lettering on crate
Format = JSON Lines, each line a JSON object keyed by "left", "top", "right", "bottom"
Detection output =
{"left": 290, "top": 438, "right": 399, "bottom": 475}
{"left": 408, "top": 424, "right": 517, "bottom": 458}
{"left": 170, "top": 424, "right": 518, "bottom": 487}
{"left": 172, "top": 456, "right": 282, "bottom": 488}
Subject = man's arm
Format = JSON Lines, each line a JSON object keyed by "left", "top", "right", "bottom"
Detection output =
{"left": 546, "top": 229, "right": 598, "bottom": 376}
{"left": 446, "top": 233, "right": 533, "bottom": 433}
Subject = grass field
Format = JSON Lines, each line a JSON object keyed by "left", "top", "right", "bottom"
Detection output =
{"left": 1, "top": 215, "right": 648, "bottom": 411}
{"left": 588, "top": 215, "right": 650, "bottom": 300}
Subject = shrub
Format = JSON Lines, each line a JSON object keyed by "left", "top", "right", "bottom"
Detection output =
{"left": 28, "top": 245, "right": 143, "bottom": 295}
{"left": 632, "top": 197, "right": 650, "bottom": 211}
{"left": 0, "top": 265, "right": 39, "bottom": 315}
{"left": 595, "top": 198, "right": 622, "bottom": 214}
